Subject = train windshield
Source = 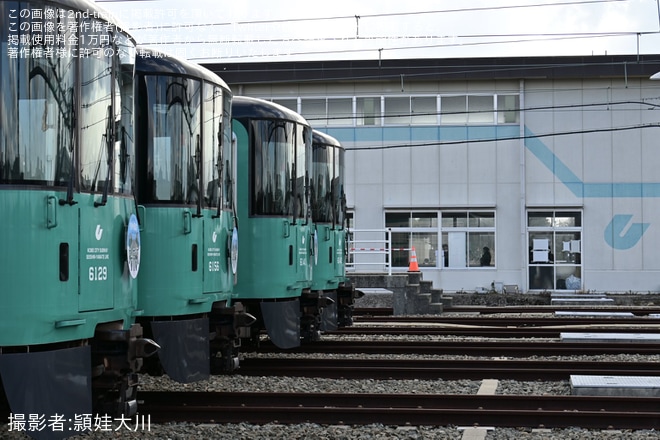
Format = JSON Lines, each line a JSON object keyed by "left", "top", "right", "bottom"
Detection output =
{"left": 221, "top": 93, "right": 233, "bottom": 210}
{"left": 79, "top": 26, "right": 135, "bottom": 196}
{"left": 202, "top": 83, "right": 225, "bottom": 209}
{"left": 0, "top": 3, "right": 135, "bottom": 191}
{"left": 251, "top": 119, "right": 309, "bottom": 219}
{"left": 1, "top": 3, "right": 75, "bottom": 186}
{"left": 143, "top": 75, "right": 201, "bottom": 203}
{"left": 201, "top": 85, "right": 232, "bottom": 210}
{"left": 334, "top": 147, "right": 346, "bottom": 227}
{"left": 311, "top": 144, "right": 332, "bottom": 223}
{"left": 297, "top": 124, "right": 311, "bottom": 222}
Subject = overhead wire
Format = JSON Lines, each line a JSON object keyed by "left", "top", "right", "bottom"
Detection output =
{"left": 104, "top": 0, "right": 629, "bottom": 30}
{"left": 184, "top": 32, "right": 657, "bottom": 62}
{"left": 98, "top": 0, "right": 656, "bottom": 62}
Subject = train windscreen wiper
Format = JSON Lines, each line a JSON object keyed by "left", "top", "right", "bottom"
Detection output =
{"left": 94, "top": 106, "right": 113, "bottom": 207}
{"left": 60, "top": 88, "right": 77, "bottom": 206}
{"left": 213, "top": 122, "right": 223, "bottom": 219}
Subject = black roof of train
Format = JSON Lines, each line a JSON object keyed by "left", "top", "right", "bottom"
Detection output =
{"left": 232, "top": 96, "right": 309, "bottom": 125}
{"left": 312, "top": 130, "right": 342, "bottom": 149}
{"left": 136, "top": 47, "right": 230, "bottom": 91}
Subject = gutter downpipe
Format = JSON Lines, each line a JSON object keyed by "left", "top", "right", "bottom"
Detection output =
{"left": 519, "top": 79, "right": 527, "bottom": 292}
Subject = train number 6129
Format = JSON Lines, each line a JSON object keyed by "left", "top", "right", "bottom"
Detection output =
{"left": 89, "top": 266, "right": 108, "bottom": 281}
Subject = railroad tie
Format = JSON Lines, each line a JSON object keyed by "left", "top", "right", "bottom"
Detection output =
{"left": 458, "top": 427, "right": 494, "bottom": 440}
{"left": 477, "top": 379, "right": 499, "bottom": 395}
{"left": 458, "top": 379, "right": 499, "bottom": 440}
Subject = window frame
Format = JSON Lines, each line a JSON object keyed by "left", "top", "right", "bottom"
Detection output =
{"left": 265, "top": 94, "right": 519, "bottom": 128}
{"left": 527, "top": 209, "right": 583, "bottom": 291}
{"left": 385, "top": 210, "right": 496, "bottom": 269}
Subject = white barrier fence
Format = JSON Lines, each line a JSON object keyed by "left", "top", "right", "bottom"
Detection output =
{"left": 346, "top": 228, "right": 412, "bottom": 276}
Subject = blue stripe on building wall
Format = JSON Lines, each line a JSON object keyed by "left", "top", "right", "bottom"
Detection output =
{"left": 524, "top": 127, "right": 660, "bottom": 198}
{"left": 325, "top": 125, "right": 519, "bottom": 145}
{"left": 326, "top": 125, "right": 660, "bottom": 198}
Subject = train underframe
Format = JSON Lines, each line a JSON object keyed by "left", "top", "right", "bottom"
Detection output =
{"left": 239, "top": 289, "right": 325, "bottom": 350}
{"left": 243, "top": 283, "right": 361, "bottom": 349}
{"left": 0, "top": 323, "right": 158, "bottom": 435}
{"left": 91, "top": 323, "right": 160, "bottom": 416}
{"left": 139, "top": 302, "right": 255, "bottom": 382}
{"left": 319, "top": 281, "right": 363, "bottom": 331}
{"left": 337, "top": 281, "right": 363, "bottom": 327}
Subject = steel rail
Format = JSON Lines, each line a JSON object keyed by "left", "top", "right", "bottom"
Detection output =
{"left": 138, "top": 391, "right": 660, "bottom": 429}
{"left": 446, "top": 306, "right": 660, "bottom": 315}
{"left": 330, "top": 326, "right": 660, "bottom": 338}
{"left": 354, "top": 316, "right": 660, "bottom": 326}
{"left": 237, "top": 357, "right": 660, "bottom": 380}
{"left": 257, "top": 340, "right": 660, "bottom": 356}
{"left": 354, "top": 306, "right": 660, "bottom": 316}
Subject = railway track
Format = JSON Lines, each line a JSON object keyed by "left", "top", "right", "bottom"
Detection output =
{"left": 138, "top": 391, "right": 660, "bottom": 429}
{"left": 331, "top": 325, "right": 660, "bottom": 338}
{"left": 354, "top": 315, "right": 660, "bottom": 326}
{"left": 237, "top": 357, "right": 660, "bottom": 381}
{"left": 354, "top": 306, "right": 660, "bottom": 316}
{"left": 258, "top": 339, "right": 660, "bottom": 356}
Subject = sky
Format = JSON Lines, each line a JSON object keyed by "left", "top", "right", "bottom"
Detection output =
{"left": 98, "top": 0, "right": 660, "bottom": 63}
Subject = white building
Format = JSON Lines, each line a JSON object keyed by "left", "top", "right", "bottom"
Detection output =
{"left": 209, "top": 55, "right": 660, "bottom": 293}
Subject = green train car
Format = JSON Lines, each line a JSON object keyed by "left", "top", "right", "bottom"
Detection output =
{"left": 134, "top": 48, "right": 252, "bottom": 381}
{"left": 0, "top": 0, "right": 158, "bottom": 432}
{"left": 232, "top": 96, "right": 326, "bottom": 348}
{"left": 311, "top": 130, "right": 360, "bottom": 330}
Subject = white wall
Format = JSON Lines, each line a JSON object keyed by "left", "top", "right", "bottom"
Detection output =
{"left": 242, "top": 77, "right": 660, "bottom": 293}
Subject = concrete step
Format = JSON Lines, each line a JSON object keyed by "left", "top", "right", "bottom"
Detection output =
{"left": 430, "top": 288, "right": 444, "bottom": 303}
{"left": 428, "top": 302, "right": 444, "bottom": 314}
{"left": 419, "top": 280, "right": 433, "bottom": 294}
{"left": 407, "top": 272, "right": 422, "bottom": 285}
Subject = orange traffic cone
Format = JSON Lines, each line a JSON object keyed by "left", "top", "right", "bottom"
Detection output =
{"left": 408, "top": 246, "right": 420, "bottom": 272}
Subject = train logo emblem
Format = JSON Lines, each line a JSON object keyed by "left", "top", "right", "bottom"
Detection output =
{"left": 126, "top": 214, "right": 141, "bottom": 279}
{"left": 230, "top": 227, "right": 238, "bottom": 275}
{"left": 95, "top": 225, "right": 103, "bottom": 241}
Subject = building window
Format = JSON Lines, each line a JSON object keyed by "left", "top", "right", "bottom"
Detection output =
{"left": 411, "top": 96, "right": 437, "bottom": 125}
{"left": 301, "top": 98, "right": 326, "bottom": 124}
{"left": 441, "top": 96, "right": 467, "bottom": 124}
{"left": 386, "top": 210, "right": 495, "bottom": 269}
{"left": 528, "top": 210, "right": 582, "bottom": 291}
{"left": 268, "top": 94, "right": 519, "bottom": 127}
{"left": 497, "top": 94, "right": 520, "bottom": 124}
{"left": 357, "top": 97, "right": 381, "bottom": 126}
{"left": 468, "top": 95, "right": 494, "bottom": 124}
{"left": 386, "top": 212, "right": 438, "bottom": 268}
{"left": 384, "top": 96, "right": 410, "bottom": 125}
{"left": 441, "top": 211, "right": 495, "bottom": 268}
{"left": 272, "top": 98, "right": 298, "bottom": 113}
{"left": 328, "top": 98, "right": 352, "bottom": 126}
